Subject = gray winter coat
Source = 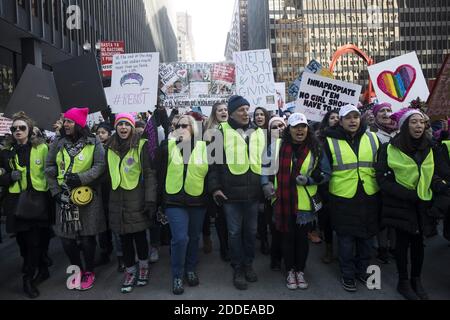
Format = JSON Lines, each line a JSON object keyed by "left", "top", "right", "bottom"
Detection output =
{"left": 45, "top": 135, "right": 106, "bottom": 239}
{"left": 106, "top": 139, "right": 157, "bottom": 235}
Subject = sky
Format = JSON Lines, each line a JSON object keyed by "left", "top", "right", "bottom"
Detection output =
{"left": 172, "top": 0, "right": 235, "bottom": 62}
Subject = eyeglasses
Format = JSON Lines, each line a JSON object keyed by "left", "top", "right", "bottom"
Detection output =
{"left": 175, "top": 124, "right": 190, "bottom": 129}
{"left": 270, "top": 124, "right": 285, "bottom": 130}
{"left": 10, "top": 125, "right": 27, "bottom": 133}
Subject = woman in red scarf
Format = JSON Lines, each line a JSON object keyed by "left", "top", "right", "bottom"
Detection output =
{"left": 271, "top": 113, "right": 331, "bottom": 290}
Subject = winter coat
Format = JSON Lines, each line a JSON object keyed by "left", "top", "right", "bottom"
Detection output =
{"left": 45, "top": 135, "right": 106, "bottom": 239}
{"left": 155, "top": 139, "right": 207, "bottom": 208}
{"left": 207, "top": 119, "right": 263, "bottom": 202}
{"left": 375, "top": 136, "right": 444, "bottom": 235}
{"left": 106, "top": 138, "right": 157, "bottom": 235}
{"left": 323, "top": 124, "right": 380, "bottom": 238}
{"left": 0, "top": 139, "right": 52, "bottom": 234}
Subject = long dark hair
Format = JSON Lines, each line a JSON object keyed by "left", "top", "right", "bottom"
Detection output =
{"left": 60, "top": 123, "right": 94, "bottom": 142}
{"left": 319, "top": 110, "right": 339, "bottom": 136}
{"left": 253, "top": 107, "right": 269, "bottom": 129}
{"left": 107, "top": 128, "right": 140, "bottom": 154}
{"left": 392, "top": 117, "right": 430, "bottom": 154}
{"left": 282, "top": 124, "right": 321, "bottom": 160}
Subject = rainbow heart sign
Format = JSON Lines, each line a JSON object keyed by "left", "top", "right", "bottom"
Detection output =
{"left": 377, "top": 65, "right": 416, "bottom": 102}
{"left": 368, "top": 52, "right": 429, "bottom": 112}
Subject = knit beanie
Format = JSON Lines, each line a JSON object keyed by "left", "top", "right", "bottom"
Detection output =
{"left": 268, "top": 116, "right": 285, "bottom": 129}
{"left": 390, "top": 108, "right": 423, "bottom": 129}
{"left": 227, "top": 95, "right": 250, "bottom": 115}
{"left": 114, "top": 113, "right": 136, "bottom": 128}
{"left": 64, "top": 107, "right": 89, "bottom": 127}
{"left": 372, "top": 103, "right": 392, "bottom": 117}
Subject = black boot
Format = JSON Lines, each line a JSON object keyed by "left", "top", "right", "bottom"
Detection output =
{"left": 117, "top": 256, "right": 125, "bottom": 273}
{"left": 411, "top": 277, "right": 429, "bottom": 300}
{"left": 260, "top": 238, "right": 270, "bottom": 255}
{"left": 32, "top": 267, "right": 50, "bottom": 286}
{"left": 23, "top": 276, "right": 40, "bottom": 299}
{"left": 233, "top": 267, "right": 248, "bottom": 290}
{"left": 397, "top": 279, "right": 419, "bottom": 300}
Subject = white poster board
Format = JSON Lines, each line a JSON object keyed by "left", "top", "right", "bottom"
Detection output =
{"left": 233, "top": 49, "right": 276, "bottom": 111}
{"left": 110, "top": 52, "right": 160, "bottom": 113}
{"left": 295, "top": 73, "right": 362, "bottom": 122}
{"left": 0, "top": 116, "right": 13, "bottom": 136}
{"left": 86, "top": 112, "right": 104, "bottom": 128}
{"left": 368, "top": 52, "right": 429, "bottom": 112}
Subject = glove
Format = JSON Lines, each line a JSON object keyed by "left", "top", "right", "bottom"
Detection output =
{"left": 295, "top": 175, "right": 308, "bottom": 186}
{"left": 262, "top": 182, "right": 275, "bottom": 200}
{"left": 10, "top": 170, "right": 21, "bottom": 182}
{"left": 65, "top": 173, "right": 82, "bottom": 189}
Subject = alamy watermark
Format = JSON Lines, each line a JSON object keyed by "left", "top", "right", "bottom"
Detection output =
{"left": 66, "top": 5, "right": 81, "bottom": 30}
{"left": 367, "top": 5, "right": 382, "bottom": 29}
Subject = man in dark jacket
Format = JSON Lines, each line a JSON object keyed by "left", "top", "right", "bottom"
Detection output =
{"left": 323, "top": 104, "right": 380, "bottom": 292}
{"left": 208, "top": 95, "right": 264, "bottom": 290}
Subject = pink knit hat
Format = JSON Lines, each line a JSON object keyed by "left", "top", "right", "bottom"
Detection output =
{"left": 372, "top": 103, "right": 392, "bottom": 116}
{"left": 64, "top": 107, "right": 89, "bottom": 127}
{"left": 114, "top": 113, "right": 136, "bottom": 128}
{"left": 390, "top": 108, "right": 423, "bottom": 129}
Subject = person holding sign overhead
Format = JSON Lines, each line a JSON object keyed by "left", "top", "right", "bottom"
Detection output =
{"left": 323, "top": 104, "right": 381, "bottom": 293}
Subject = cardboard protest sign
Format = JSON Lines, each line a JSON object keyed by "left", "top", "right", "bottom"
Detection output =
{"left": 233, "top": 49, "right": 276, "bottom": 111}
{"left": 53, "top": 53, "right": 107, "bottom": 113}
{"left": 159, "top": 62, "right": 234, "bottom": 108}
{"left": 4, "top": 64, "right": 62, "bottom": 130}
{"left": 100, "top": 41, "right": 125, "bottom": 78}
{"left": 368, "top": 52, "right": 429, "bottom": 112}
{"left": 0, "top": 115, "right": 13, "bottom": 136}
{"left": 426, "top": 55, "right": 450, "bottom": 119}
{"left": 110, "top": 52, "right": 160, "bottom": 113}
{"left": 288, "top": 59, "right": 334, "bottom": 99}
{"left": 295, "top": 73, "right": 362, "bottom": 122}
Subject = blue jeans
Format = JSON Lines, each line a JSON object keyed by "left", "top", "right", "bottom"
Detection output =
{"left": 223, "top": 201, "right": 259, "bottom": 269}
{"left": 337, "top": 233, "right": 373, "bottom": 280}
{"left": 166, "top": 206, "right": 206, "bottom": 279}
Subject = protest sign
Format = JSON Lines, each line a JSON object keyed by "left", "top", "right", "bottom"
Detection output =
{"left": 100, "top": 41, "right": 125, "bottom": 78}
{"left": 295, "top": 73, "right": 362, "bottom": 122}
{"left": 288, "top": 59, "right": 334, "bottom": 99}
{"left": 275, "top": 82, "right": 286, "bottom": 109}
{"left": 368, "top": 52, "right": 429, "bottom": 112}
{"left": 233, "top": 49, "right": 276, "bottom": 111}
{"left": 110, "top": 52, "right": 160, "bottom": 113}
{"left": 426, "top": 55, "right": 450, "bottom": 119}
{"left": 0, "top": 115, "right": 13, "bottom": 136}
{"left": 86, "top": 112, "right": 105, "bottom": 128}
{"left": 159, "top": 62, "right": 234, "bottom": 108}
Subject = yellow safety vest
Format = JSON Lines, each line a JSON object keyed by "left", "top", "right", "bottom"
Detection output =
{"left": 165, "top": 139, "right": 209, "bottom": 197}
{"left": 272, "top": 146, "right": 318, "bottom": 211}
{"left": 327, "top": 132, "right": 380, "bottom": 198}
{"left": 387, "top": 144, "right": 434, "bottom": 201}
{"left": 56, "top": 144, "right": 95, "bottom": 186}
{"left": 9, "top": 144, "right": 49, "bottom": 193}
{"left": 221, "top": 122, "right": 265, "bottom": 175}
{"left": 442, "top": 140, "right": 450, "bottom": 160}
{"left": 108, "top": 139, "right": 147, "bottom": 191}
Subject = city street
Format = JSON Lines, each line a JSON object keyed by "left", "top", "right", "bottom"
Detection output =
{"left": 1, "top": 222, "right": 449, "bottom": 300}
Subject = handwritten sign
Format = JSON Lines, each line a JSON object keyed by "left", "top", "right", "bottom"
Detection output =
{"left": 233, "top": 49, "right": 276, "bottom": 111}
{"left": 0, "top": 115, "right": 13, "bottom": 136}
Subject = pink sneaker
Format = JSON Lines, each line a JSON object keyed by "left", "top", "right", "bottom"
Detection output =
{"left": 79, "top": 272, "right": 95, "bottom": 291}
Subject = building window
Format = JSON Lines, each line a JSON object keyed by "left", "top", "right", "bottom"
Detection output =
{"left": 31, "top": 0, "right": 39, "bottom": 17}
{"left": 43, "top": 0, "right": 50, "bottom": 24}
{"left": 17, "top": 0, "right": 25, "bottom": 9}
{"left": 53, "top": 0, "right": 59, "bottom": 31}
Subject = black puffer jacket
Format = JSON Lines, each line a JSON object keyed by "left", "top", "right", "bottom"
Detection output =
{"left": 376, "top": 135, "right": 444, "bottom": 235}
{"left": 323, "top": 124, "right": 380, "bottom": 238}
{"left": 156, "top": 139, "right": 208, "bottom": 208}
{"left": 208, "top": 119, "right": 262, "bottom": 202}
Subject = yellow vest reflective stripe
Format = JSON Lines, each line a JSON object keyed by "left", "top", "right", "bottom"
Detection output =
{"left": 387, "top": 144, "right": 433, "bottom": 201}
{"left": 108, "top": 139, "right": 147, "bottom": 191}
{"left": 221, "top": 122, "right": 264, "bottom": 175}
{"left": 166, "top": 139, "right": 209, "bottom": 197}
{"left": 9, "top": 144, "right": 49, "bottom": 193}
{"left": 56, "top": 145, "right": 95, "bottom": 186}
{"left": 272, "top": 147, "right": 318, "bottom": 211}
{"left": 327, "top": 132, "right": 380, "bottom": 198}
{"left": 442, "top": 140, "right": 450, "bottom": 160}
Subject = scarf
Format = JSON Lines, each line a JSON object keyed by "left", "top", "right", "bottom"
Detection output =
{"left": 274, "top": 141, "right": 309, "bottom": 233}
{"left": 375, "top": 119, "right": 397, "bottom": 134}
{"left": 144, "top": 117, "right": 158, "bottom": 161}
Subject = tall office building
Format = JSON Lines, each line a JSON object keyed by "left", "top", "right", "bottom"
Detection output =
{"left": 176, "top": 11, "right": 195, "bottom": 62}
{"left": 227, "top": 0, "right": 450, "bottom": 94}
{"left": 0, "top": 0, "right": 177, "bottom": 111}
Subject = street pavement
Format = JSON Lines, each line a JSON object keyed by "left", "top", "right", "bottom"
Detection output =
{"left": 0, "top": 222, "right": 449, "bottom": 300}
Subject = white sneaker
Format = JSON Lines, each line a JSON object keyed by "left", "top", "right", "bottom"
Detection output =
{"left": 286, "top": 270, "right": 297, "bottom": 290}
{"left": 296, "top": 271, "right": 309, "bottom": 289}
{"left": 149, "top": 247, "right": 159, "bottom": 263}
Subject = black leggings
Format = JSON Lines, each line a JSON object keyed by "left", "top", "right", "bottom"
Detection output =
{"left": 202, "top": 214, "right": 211, "bottom": 237}
{"left": 282, "top": 218, "right": 309, "bottom": 272}
{"left": 215, "top": 206, "right": 229, "bottom": 253}
{"left": 16, "top": 227, "right": 50, "bottom": 277}
{"left": 395, "top": 228, "right": 424, "bottom": 280}
{"left": 61, "top": 236, "right": 96, "bottom": 273}
{"left": 120, "top": 231, "right": 149, "bottom": 268}
{"left": 318, "top": 205, "right": 333, "bottom": 244}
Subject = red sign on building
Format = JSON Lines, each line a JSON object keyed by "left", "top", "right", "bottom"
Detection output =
{"left": 100, "top": 41, "right": 125, "bottom": 78}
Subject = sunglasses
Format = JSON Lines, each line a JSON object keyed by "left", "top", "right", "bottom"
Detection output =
{"left": 10, "top": 125, "right": 27, "bottom": 133}
{"left": 175, "top": 124, "right": 190, "bottom": 129}
{"left": 270, "top": 124, "right": 285, "bottom": 130}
